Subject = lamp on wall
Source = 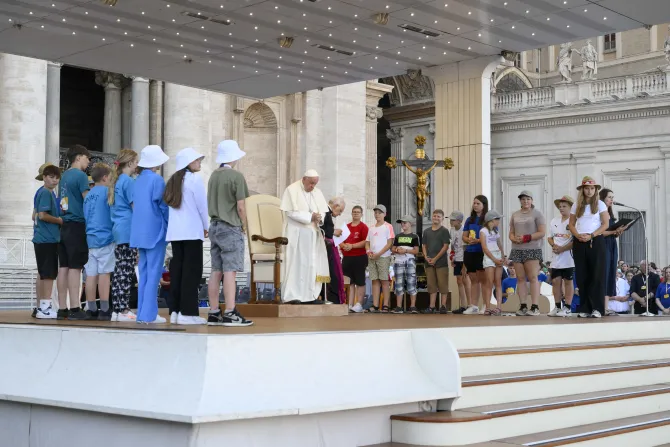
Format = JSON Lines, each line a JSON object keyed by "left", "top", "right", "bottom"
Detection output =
{"left": 102, "top": 0, "right": 118, "bottom": 6}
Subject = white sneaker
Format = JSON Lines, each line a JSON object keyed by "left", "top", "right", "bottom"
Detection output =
{"left": 548, "top": 307, "right": 561, "bottom": 317}
{"left": 176, "top": 313, "right": 207, "bottom": 325}
{"left": 591, "top": 310, "right": 602, "bottom": 319}
{"left": 138, "top": 316, "right": 167, "bottom": 324}
{"left": 116, "top": 310, "right": 137, "bottom": 322}
{"left": 36, "top": 305, "right": 57, "bottom": 319}
{"left": 556, "top": 308, "right": 571, "bottom": 317}
{"left": 463, "top": 305, "right": 479, "bottom": 315}
{"left": 170, "top": 311, "right": 178, "bottom": 324}
{"left": 578, "top": 312, "right": 590, "bottom": 318}
{"left": 351, "top": 303, "right": 364, "bottom": 313}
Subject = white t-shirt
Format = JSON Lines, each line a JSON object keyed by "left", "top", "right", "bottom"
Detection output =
{"left": 450, "top": 227, "right": 464, "bottom": 262}
{"left": 479, "top": 228, "right": 501, "bottom": 254}
{"left": 550, "top": 216, "right": 575, "bottom": 269}
{"left": 367, "top": 222, "right": 395, "bottom": 258}
{"left": 571, "top": 200, "right": 608, "bottom": 234}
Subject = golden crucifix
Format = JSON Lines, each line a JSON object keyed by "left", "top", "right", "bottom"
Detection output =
{"left": 386, "top": 135, "right": 454, "bottom": 217}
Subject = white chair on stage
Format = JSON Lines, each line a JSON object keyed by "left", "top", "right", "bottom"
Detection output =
{"left": 245, "top": 194, "right": 288, "bottom": 304}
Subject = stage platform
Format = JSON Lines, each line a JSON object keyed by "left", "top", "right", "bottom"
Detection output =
{"left": 1, "top": 311, "right": 669, "bottom": 447}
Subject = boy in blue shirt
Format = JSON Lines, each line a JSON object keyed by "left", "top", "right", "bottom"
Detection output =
{"left": 33, "top": 165, "right": 63, "bottom": 319}
{"left": 83, "top": 163, "right": 116, "bottom": 321}
{"left": 57, "top": 145, "right": 90, "bottom": 320}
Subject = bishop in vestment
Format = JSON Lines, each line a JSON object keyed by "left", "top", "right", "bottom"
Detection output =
{"left": 280, "top": 170, "right": 331, "bottom": 303}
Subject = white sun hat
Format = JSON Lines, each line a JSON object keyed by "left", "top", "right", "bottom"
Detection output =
{"left": 138, "top": 145, "right": 169, "bottom": 168}
{"left": 175, "top": 147, "right": 205, "bottom": 171}
{"left": 216, "top": 140, "right": 246, "bottom": 164}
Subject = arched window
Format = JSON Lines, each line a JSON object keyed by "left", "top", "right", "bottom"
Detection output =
{"left": 494, "top": 67, "right": 533, "bottom": 92}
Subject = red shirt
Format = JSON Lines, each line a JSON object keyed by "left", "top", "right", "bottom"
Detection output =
{"left": 342, "top": 221, "right": 369, "bottom": 257}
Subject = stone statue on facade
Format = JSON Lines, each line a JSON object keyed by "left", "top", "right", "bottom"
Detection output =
{"left": 557, "top": 42, "right": 577, "bottom": 82}
{"left": 664, "top": 25, "right": 670, "bottom": 67}
{"left": 574, "top": 40, "right": 598, "bottom": 80}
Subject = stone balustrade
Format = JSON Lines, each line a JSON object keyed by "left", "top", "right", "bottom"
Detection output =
{"left": 493, "top": 69, "right": 670, "bottom": 113}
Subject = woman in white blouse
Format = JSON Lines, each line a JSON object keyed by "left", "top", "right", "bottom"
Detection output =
{"left": 164, "top": 148, "right": 209, "bottom": 325}
{"left": 568, "top": 176, "right": 609, "bottom": 318}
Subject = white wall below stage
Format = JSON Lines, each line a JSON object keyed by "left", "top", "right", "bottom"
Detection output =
{"left": 492, "top": 96, "right": 670, "bottom": 266}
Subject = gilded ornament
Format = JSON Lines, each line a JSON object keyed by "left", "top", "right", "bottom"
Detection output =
{"left": 414, "top": 135, "right": 427, "bottom": 147}
{"left": 443, "top": 158, "right": 455, "bottom": 170}
{"left": 385, "top": 157, "right": 397, "bottom": 169}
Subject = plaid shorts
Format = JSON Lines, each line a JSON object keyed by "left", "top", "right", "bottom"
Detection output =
{"left": 394, "top": 258, "right": 417, "bottom": 296}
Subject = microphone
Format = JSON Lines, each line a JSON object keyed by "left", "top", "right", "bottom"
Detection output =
{"left": 613, "top": 201, "right": 627, "bottom": 207}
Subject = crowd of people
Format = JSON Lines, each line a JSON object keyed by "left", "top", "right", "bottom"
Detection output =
{"left": 336, "top": 176, "right": 669, "bottom": 318}
{"left": 31, "top": 142, "right": 253, "bottom": 326}
{"left": 31, "top": 150, "right": 668, "bottom": 324}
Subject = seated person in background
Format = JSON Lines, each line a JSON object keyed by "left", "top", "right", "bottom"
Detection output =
{"left": 501, "top": 264, "right": 516, "bottom": 304}
{"left": 655, "top": 266, "right": 670, "bottom": 315}
{"left": 630, "top": 260, "right": 660, "bottom": 314}
{"left": 160, "top": 257, "right": 171, "bottom": 301}
{"left": 609, "top": 270, "right": 632, "bottom": 314}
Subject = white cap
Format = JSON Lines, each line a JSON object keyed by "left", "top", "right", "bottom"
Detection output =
{"left": 138, "top": 145, "right": 169, "bottom": 168}
{"left": 216, "top": 140, "right": 246, "bottom": 164}
{"left": 175, "top": 147, "right": 205, "bottom": 171}
{"left": 304, "top": 169, "right": 319, "bottom": 177}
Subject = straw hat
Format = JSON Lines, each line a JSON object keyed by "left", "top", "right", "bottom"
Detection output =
{"left": 216, "top": 140, "right": 246, "bottom": 164}
{"left": 576, "top": 176, "right": 601, "bottom": 191}
{"left": 138, "top": 145, "right": 169, "bottom": 168}
{"left": 554, "top": 195, "right": 575, "bottom": 210}
{"left": 35, "top": 162, "right": 55, "bottom": 181}
{"left": 175, "top": 147, "right": 205, "bottom": 171}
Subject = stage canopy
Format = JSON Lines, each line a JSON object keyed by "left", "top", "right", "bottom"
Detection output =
{"left": 1, "top": 0, "right": 669, "bottom": 98}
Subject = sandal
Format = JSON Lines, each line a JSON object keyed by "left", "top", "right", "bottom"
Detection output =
{"left": 381, "top": 306, "right": 390, "bottom": 313}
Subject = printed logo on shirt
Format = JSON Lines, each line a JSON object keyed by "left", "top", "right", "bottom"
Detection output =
{"left": 397, "top": 236, "right": 414, "bottom": 244}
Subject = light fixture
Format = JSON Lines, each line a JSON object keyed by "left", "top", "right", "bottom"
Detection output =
{"left": 209, "top": 60, "right": 212, "bottom": 63}
{"left": 512, "top": 25, "right": 515, "bottom": 29}
{"left": 435, "top": 20, "right": 438, "bottom": 23}
{"left": 584, "top": 9, "right": 587, "bottom": 12}
{"left": 467, "top": 46, "right": 471, "bottom": 50}
{"left": 546, "top": 17, "right": 550, "bottom": 21}
{"left": 567, "top": 25, "right": 570, "bottom": 28}
{"left": 410, "top": 12, "right": 414, "bottom": 16}
{"left": 298, "top": 79, "right": 301, "bottom": 82}
{"left": 478, "top": 33, "right": 481, "bottom": 37}
{"left": 468, "top": 11, "right": 471, "bottom": 15}
{"left": 532, "top": 32, "right": 535, "bottom": 35}
{"left": 603, "top": 16, "right": 607, "bottom": 20}
{"left": 130, "top": 43, "right": 134, "bottom": 47}
{"left": 249, "top": 12, "right": 253, "bottom": 15}
{"left": 158, "top": 49, "right": 161, "bottom": 52}
{"left": 526, "top": 10, "right": 529, "bottom": 13}
{"left": 94, "top": 25, "right": 98, "bottom": 28}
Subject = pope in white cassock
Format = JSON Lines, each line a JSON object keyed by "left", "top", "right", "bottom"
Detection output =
{"left": 280, "top": 170, "right": 331, "bottom": 303}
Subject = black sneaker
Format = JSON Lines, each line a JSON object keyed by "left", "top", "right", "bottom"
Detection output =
{"left": 208, "top": 309, "right": 253, "bottom": 327}
{"left": 391, "top": 306, "right": 404, "bottom": 314}
{"left": 57, "top": 309, "right": 68, "bottom": 320}
{"left": 68, "top": 308, "right": 87, "bottom": 320}
{"left": 453, "top": 307, "right": 467, "bottom": 314}
{"left": 422, "top": 307, "right": 436, "bottom": 314}
{"left": 98, "top": 310, "right": 113, "bottom": 321}
{"left": 409, "top": 306, "right": 419, "bottom": 314}
{"left": 31, "top": 308, "right": 38, "bottom": 318}
{"left": 85, "top": 310, "right": 99, "bottom": 320}
{"left": 439, "top": 305, "right": 448, "bottom": 314}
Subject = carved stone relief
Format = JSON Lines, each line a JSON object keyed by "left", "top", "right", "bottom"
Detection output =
{"left": 380, "top": 70, "right": 435, "bottom": 107}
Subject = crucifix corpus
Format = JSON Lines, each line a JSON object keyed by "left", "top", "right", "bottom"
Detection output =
{"left": 386, "top": 134, "right": 454, "bottom": 237}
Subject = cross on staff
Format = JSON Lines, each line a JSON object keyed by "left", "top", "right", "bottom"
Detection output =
{"left": 386, "top": 134, "right": 454, "bottom": 238}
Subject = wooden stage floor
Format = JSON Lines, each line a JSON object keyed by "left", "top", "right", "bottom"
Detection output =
{"left": 0, "top": 309, "right": 667, "bottom": 336}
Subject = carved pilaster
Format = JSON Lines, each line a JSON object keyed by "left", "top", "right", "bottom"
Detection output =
{"left": 366, "top": 80, "right": 394, "bottom": 223}
{"left": 95, "top": 72, "right": 128, "bottom": 153}
{"left": 387, "top": 127, "right": 405, "bottom": 228}
{"left": 289, "top": 92, "right": 304, "bottom": 183}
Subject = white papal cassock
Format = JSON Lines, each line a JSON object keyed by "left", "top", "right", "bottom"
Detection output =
{"left": 280, "top": 177, "right": 331, "bottom": 303}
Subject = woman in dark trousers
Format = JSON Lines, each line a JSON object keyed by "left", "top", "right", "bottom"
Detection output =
{"left": 568, "top": 176, "right": 610, "bottom": 318}
{"left": 599, "top": 188, "right": 625, "bottom": 316}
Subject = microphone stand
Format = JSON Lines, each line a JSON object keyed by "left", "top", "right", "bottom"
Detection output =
{"left": 616, "top": 203, "right": 653, "bottom": 317}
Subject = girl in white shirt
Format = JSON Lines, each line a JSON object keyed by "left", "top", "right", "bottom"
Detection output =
{"left": 568, "top": 176, "right": 609, "bottom": 318}
{"left": 547, "top": 195, "right": 575, "bottom": 317}
{"left": 480, "top": 210, "right": 504, "bottom": 316}
{"left": 164, "top": 148, "right": 209, "bottom": 325}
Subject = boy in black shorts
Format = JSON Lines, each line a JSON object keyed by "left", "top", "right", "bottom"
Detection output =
{"left": 340, "top": 205, "right": 369, "bottom": 313}
{"left": 449, "top": 211, "right": 470, "bottom": 314}
{"left": 33, "top": 165, "right": 63, "bottom": 319}
{"left": 57, "top": 145, "right": 91, "bottom": 320}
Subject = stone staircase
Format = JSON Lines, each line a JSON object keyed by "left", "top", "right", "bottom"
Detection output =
{"left": 367, "top": 336, "right": 670, "bottom": 446}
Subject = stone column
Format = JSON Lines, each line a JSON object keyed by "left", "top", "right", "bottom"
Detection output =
{"left": 121, "top": 85, "right": 131, "bottom": 148}
{"left": 131, "top": 76, "right": 150, "bottom": 151}
{"left": 387, "top": 127, "right": 405, "bottom": 228}
{"left": 0, "top": 54, "right": 47, "bottom": 238}
{"left": 45, "top": 62, "right": 62, "bottom": 165}
{"left": 425, "top": 56, "right": 502, "bottom": 216}
{"left": 149, "top": 80, "right": 163, "bottom": 146}
{"left": 288, "top": 92, "right": 303, "bottom": 185}
{"left": 95, "top": 71, "right": 125, "bottom": 154}
{"left": 661, "top": 147, "right": 670, "bottom": 266}
{"left": 230, "top": 96, "right": 246, "bottom": 171}
{"left": 365, "top": 80, "right": 394, "bottom": 224}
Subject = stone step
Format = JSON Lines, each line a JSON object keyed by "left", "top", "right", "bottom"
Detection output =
{"left": 392, "top": 384, "right": 670, "bottom": 445}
